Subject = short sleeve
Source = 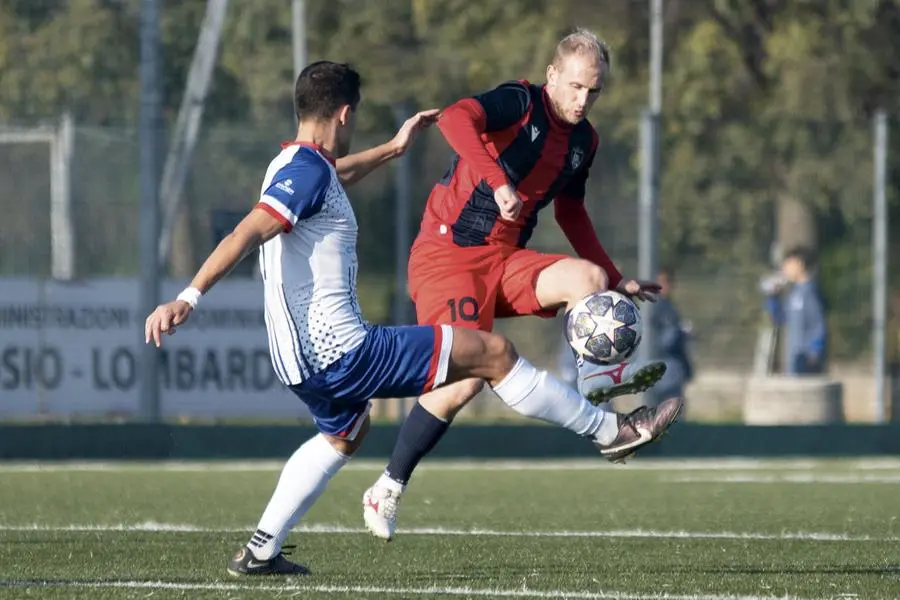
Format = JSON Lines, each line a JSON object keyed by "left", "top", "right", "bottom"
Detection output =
{"left": 256, "top": 149, "right": 331, "bottom": 232}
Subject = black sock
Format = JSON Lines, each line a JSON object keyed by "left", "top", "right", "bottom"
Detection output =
{"left": 384, "top": 402, "right": 450, "bottom": 485}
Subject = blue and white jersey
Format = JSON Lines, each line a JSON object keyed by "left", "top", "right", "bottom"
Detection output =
{"left": 255, "top": 143, "right": 368, "bottom": 386}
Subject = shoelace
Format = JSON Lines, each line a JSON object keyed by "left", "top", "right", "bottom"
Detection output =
{"left": 380, "top": 491, "right": 400, "bottom": 521}
{"left": 619, "top": 405, "right": 652, "bottom": 437}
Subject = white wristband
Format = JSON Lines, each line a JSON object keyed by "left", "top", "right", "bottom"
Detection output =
{"left": 176, "top": 287, "right": 202, "bottom": 309}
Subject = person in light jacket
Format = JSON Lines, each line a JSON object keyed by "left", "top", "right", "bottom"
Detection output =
{"left": 763, "top": 247, "right": 828, "bottom": 375}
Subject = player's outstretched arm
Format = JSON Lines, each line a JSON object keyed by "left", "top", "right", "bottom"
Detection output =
{"left": 144, "top": 208, "right": 284, "bottom": 347}
{"left": 553, "top": 136, "right": 624, "bottom": 291}
{"left": 554, "top": 199, "right": 622, "bottom": 289}
{"left": 552, "top": 132, "right": 657, "bottom": 301}
{"left": 336, "top": 109, "right": 439, "bottom": 186}
{"left": 554, "top": 199, "right": 660, "bottom": 301}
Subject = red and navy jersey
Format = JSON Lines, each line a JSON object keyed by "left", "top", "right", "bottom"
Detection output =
{"left": 422, "top": 80, "right": 596, "bottom": 246}
{"left": 418, "top": 80, "right": 622, "bottom": 287}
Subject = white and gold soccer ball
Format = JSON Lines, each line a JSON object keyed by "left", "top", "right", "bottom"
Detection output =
{"left": 565, "top": 290, "right": 643, "bottom": 365}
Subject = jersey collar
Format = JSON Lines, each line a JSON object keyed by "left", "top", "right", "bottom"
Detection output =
{"left": 541, "top": 86, "right": 575, "bottom": 131}
{"left": 281, "top": 141, "right": 337, "bottom": 166}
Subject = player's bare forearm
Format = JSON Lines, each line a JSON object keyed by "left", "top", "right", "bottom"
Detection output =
{"left": 188, "top": 233, "right": 256, "bottom": 294}
{"left": 189, "top": 208, "right": 284, "bottom": 294}
{"left": 335, "top": 142, "right": 400, "bottom": 186}
{"left": 337, "top": 109, "right": 439, "bottom": 185}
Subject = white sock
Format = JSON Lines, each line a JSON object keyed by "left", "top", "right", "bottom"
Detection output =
{"left": 248, "top": 434, "right": 349, "bottom": 559}
{"left": 492, "top": 357, "right": 619, "bottom": 444}
{"left": 376, "top": 472, "right": 405, "bottom": 493}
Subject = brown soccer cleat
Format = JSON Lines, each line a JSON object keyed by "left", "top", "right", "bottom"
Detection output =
{"left": 594, "top": 396, "right": 683, "bottom": 463}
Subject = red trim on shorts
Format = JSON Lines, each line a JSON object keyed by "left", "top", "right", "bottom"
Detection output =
{"left": 255, "top": 202, "right": 292, "bottom": 233}
{"left": 422, "top": 325, "right": 444, "bottom": 393}
{"left": 333, "top": 405, "right": 369, "bottom": 441}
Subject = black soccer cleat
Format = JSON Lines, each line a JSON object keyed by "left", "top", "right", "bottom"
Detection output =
{"left": 226, "top": 545, "right": 310, "bottom": 576}
{"left": 594, "top": 396, "right": 683, "bottom": 463}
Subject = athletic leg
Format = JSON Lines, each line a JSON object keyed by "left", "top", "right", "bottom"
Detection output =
{"left": 446, "top": 325, "right": 682, "bottom": 461}
{"left": 234, "top": 316, "right": 476, "bottom": 575}
{"left": 380, "top": 245, "right": 499, "bottom": 490}
{"left": 229, "top": 390, "right": 372, "bottom": 576}
{"left": 365, "top": 324, "right": 674, "bottom": 540}
{"left": 442, "top": 327, "right": 615, "bottom": 435}
{"left": 382, "top": 379, "right": 481, "bottom": 486}
{"left": 527, "top": 254, "right": 668, "bottom": 404}
{"left": 379, "top": 250, "right": 661, "bottom": 496}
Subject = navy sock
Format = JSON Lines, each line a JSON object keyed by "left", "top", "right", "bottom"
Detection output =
{"left": 384, "top": 402, "right": 450, "bottom": 485}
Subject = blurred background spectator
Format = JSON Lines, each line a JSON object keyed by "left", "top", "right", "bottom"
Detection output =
{"left": 762, "top": 247, "right": 828, "bottom": 376}
{"left": 644, "top": 266, "right": 693, "bottom": 407}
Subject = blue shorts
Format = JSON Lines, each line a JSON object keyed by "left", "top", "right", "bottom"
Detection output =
{"left": 289, "top": 324, "right": 453, "bottom": 439}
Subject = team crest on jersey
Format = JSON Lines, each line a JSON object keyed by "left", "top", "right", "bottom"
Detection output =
{"left": 569, "top": 148, "right": 584, "bottom": 171}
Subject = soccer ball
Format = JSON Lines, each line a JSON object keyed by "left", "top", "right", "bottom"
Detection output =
{"left": 565, "top": 290, "right": 642, "bottom": 365}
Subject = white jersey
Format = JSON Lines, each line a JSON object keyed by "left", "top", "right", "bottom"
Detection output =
{"left": 255, "top": 143, "right": 368, "bottom": 386}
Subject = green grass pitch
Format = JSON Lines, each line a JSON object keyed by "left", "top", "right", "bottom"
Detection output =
{"left": 0, "top": 458, "right": 898, "bottom": 599}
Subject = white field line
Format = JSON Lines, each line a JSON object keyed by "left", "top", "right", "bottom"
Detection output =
{"left": 2, "top": 458, "right": 900, "bottom": 473}
{"left": 0, "top": 579, "right": 813, "bottom": 599}
{"left": 665, "top": 474, "right": 900, "bottom": 484}
{"left": 0, "top": 522, "right": 895, "bottom": 542}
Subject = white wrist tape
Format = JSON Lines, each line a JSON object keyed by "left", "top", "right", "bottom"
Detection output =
{"left": 176, "top": 287, "right": 202, "bottom": 309}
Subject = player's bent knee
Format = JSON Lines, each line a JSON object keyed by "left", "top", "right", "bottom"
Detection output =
{"left": 447, "top": 328, "right": 517, "bottom": 385}
{"left": 483, "top": 332, "right": 517, "bottom": 372}
{"left": 575, "top": 260, "right": 608, "bottom": 294}
{"left": 323, "top": 416, "right": 370, "bottom": 456}
{"left": 552, "top": 260, "right": 609, "bottom": 309}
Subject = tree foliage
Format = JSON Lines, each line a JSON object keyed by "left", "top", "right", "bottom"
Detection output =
{"left": 1, "top": 0, "right": 899, "bottom": 358}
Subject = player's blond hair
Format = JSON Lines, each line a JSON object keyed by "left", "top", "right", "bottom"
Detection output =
{"left": 553, "top": 28, "right": 610, "bottom": 72}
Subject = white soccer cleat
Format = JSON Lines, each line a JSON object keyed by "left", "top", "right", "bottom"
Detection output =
{"left": 362, "top": 484, "right": 402, "bottom": 541}
{"left": 577, "top": 359, "right": 667, "bottom": 405}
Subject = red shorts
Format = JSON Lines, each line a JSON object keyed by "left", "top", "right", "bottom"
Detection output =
{"left": 408, "top": 240, "right": 569, "bottom": 331}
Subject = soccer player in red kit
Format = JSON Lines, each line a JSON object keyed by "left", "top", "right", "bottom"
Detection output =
{"left": 362, "top": 29, "right": 682, "bottom": 540}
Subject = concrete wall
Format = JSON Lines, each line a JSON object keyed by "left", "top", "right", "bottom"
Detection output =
{"left": 367, "top": 368, "right": 891, "bottom": 424}
{"left": 2, "top": 422, "right": 900, "bottom": 460}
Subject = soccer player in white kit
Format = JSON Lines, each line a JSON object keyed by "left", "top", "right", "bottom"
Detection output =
{"left": 144, "top": 61, "right": 682, "bottom": 576}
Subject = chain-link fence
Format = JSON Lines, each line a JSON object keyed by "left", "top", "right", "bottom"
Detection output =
{"left": 0, "top": 0, "right": 896, "bottom": 424}
{"left": 0, "top": 117, "right": 884, "bottom": 368}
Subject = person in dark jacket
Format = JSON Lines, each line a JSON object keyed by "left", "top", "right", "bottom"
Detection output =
{"left": 645, "top": 267, "right": 693, "bottom": 406}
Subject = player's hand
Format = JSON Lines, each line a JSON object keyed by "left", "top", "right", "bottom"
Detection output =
{"left": 616, "top": 279, "right": 662, "bottom": 302}
{"left": 493, "top": 184, "right": 523, "bottom": 221}
{"left": 144, "top": 300, "right": 193, "bottom": 348}
{"left": 391, "top": 109, "right": 440, "bottom": 156}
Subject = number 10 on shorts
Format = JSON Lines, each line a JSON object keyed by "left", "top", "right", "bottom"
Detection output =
{"left": 447, "top": 297, "right": 479, "bottom": 322}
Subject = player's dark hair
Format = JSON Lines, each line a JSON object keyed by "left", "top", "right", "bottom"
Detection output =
{"left": 294, "top": 61, "right": 362, "bottom": 121}
{"left": 784, "top": 246, "right": 816, "bottom": 270}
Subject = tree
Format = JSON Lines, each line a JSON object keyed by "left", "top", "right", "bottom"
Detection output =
{"left": 1, "top": 0, "right": 897, "bottom": 358}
